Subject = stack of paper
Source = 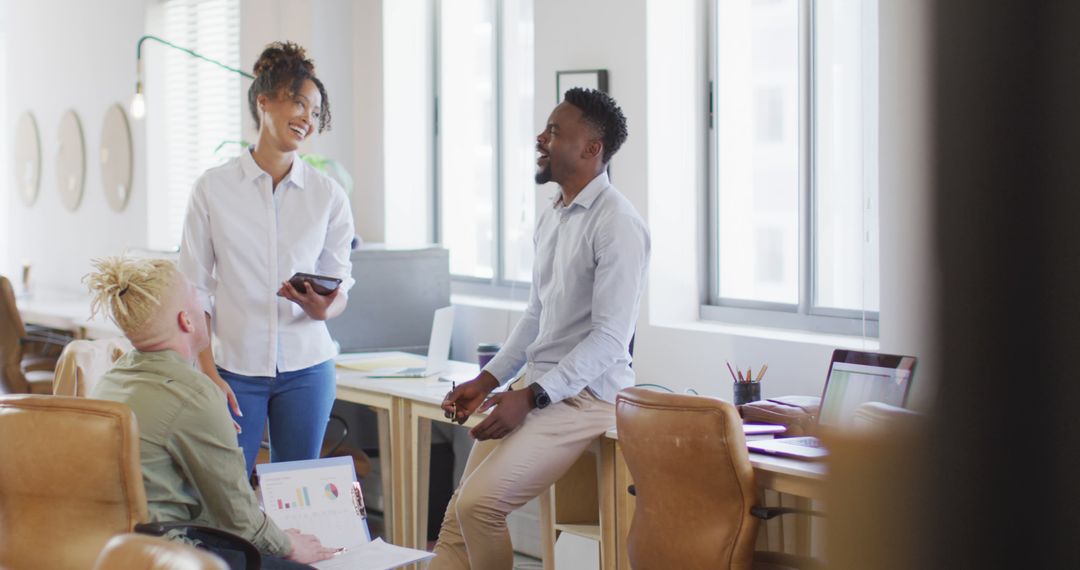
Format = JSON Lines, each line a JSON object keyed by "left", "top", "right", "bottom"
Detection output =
{"left": 258, "top": 457, "right": 433, "bottom": 570}
{"left": 312, "top": 539, "right": 435, "bottom": 570}
{"left": 336, "top": 355, "right": 426, "bottom": 373}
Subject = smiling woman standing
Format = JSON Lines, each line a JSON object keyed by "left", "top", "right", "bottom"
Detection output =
{"left": 179, "top": 41, "right": 355, "bottom": 475}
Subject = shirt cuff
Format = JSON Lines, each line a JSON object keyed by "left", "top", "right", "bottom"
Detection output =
{"left": 536, "top": 368, "right": 573, "bottom": 405}
{"left": 254, "top": 514, "right": 292, "bottom": 558}
{"left": 482, "top": 353, "right": 521, "bottom": 385}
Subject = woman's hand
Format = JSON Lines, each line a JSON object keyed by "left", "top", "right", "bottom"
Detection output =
{"left": 278, "top": 279, "right": 340, "bottom": 321}
{"left": 207, "top": 371, "right": 241, "bottom": 415}
{"left": 206, "top": 370, "right": 243, "bottom": 432}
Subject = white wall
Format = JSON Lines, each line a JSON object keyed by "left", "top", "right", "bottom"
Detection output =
{"left": 241, "top": 0, "right": 380, "bottom": 241}
{"left": 3, "top": 0, "right": 149, "bottom": 289}
{"left": 877, "top": 0, "right": 936, "bottom": 409}
{"left": 0, "top": 2, "right": 8, "bottom": 277}
{"left": 1, "top": 0, "right": 377, "bottom": 290}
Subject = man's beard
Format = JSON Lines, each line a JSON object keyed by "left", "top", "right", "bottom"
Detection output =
{"left": 535, "top": 163, "right": 552, "bottom": 184}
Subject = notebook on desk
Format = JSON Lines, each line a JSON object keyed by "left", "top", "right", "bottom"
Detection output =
{"left": 360, "top": 306, "right": 454, "bottom": 378}
{"left": 746, "top": 349, "right": 916, "bottom": 460}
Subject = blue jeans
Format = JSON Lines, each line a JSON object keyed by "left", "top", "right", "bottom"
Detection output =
{"left": 218, "top": 359, "right": 337, "bottom": 476}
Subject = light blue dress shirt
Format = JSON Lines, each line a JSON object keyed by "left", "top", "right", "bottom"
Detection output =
{"left": 483, "top": 171, "right": 651, "bottom": 404}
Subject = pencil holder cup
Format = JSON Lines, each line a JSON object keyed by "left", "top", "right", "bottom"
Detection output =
{"left": 733, "top": 382, "right": 761, "bottom": 406}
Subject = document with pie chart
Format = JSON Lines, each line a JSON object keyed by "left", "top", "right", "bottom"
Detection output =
{"left": 257, "top": 456, "right": 371, "bottom": 549}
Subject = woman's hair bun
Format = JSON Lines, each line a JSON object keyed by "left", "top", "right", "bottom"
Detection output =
{"left": 252, "top": 41, "right": 312, "bottom": 78}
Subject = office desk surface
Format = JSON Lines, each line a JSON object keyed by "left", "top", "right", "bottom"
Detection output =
{"left": 17, "top": 288, "right": 120, "bottom": 339}
{"left": 336, "top": 353, "right": 479, "bottom": 405}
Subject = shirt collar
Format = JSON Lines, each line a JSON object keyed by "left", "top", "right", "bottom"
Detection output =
{"left": 239, "top": 147, "right": 306, "bottom": 190}
{"left": 552, "top": 171, "right": 610, "bottom": 210}
{"left": 131, "top": 348, "right": 194, "bottom": 368}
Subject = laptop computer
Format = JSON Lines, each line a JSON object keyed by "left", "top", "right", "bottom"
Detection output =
{"left": 746, "top": 349, "right": 916, "bottom": 460}
{"left": 364, "top": 306, "right": 455, "bottom": 378}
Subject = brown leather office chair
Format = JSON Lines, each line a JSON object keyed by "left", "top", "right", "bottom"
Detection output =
{"left": 616, "top": 386, "right": 760, "bottom": 570}
{"left": 52, "top": 337, "right": 133, "bottom": 396}
{"left": 93, "top": 534, "right": 229, "bottom": 570}
{"left": 0, "top": 394, "right": 148, "bottom": 569}
{"left": 0, "top": 395, "right": 260, "bottom": 570}
{"left": 0, "top": 276, "right": 66, "bottom": 395}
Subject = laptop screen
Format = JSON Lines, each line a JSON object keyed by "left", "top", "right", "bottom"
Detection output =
{"left": 818, "top": 357, "right": 914, "bottom": 428}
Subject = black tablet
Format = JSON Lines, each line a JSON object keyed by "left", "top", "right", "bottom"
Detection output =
{"left": 288, "top": 272, "right": 342, "bottom": 296}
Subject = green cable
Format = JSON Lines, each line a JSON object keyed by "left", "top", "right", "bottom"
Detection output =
{"left": 136, "top": 35, "right": 255, "bottom": 80}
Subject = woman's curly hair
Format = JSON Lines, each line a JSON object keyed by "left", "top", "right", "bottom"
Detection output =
{"left": 248, "top": 41, "right": 331, "bottom": 133}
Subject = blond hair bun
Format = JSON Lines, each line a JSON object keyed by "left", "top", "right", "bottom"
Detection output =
{"left": 84, "top": 256, "right": 176, "bottom": 336}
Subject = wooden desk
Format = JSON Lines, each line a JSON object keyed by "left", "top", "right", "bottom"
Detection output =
{"left": 17, "top": 288, "right": 120, "bottom": 339}
{"left": 335, "top": 359, "right": 828, "bottom": 569}
{"left": 334, "top": 354, "right": 480, "bottom": 551}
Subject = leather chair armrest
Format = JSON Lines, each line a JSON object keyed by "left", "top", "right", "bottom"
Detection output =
{"left": 134, "top": 522, "right": 261, "bottom": 570}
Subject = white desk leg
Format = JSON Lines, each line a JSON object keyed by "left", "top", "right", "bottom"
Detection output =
{"left": 598, "top": 439, "right": 616, "bottom": 570}
{"left": 795, "top": 496, "right": 812, "bottom": 557}
{"left": 413, "top": 414, "right": 432, "bottom": 550}
{"left": 376, "top": 408, "right": 395, "bottom": 542}
{"left": 539, "top": 485, "right": 557, "bottom": 570}
{"left": 613, "top": 442, "right": 634, "bottom": 570}
{"left": 392, "top": 398, "right": 417, "bottom": 549}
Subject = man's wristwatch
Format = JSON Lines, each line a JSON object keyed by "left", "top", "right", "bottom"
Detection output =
{"left": 530, "top": 383, "right": 552, "bottom": 409}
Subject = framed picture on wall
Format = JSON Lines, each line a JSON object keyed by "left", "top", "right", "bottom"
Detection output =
{"left": 555, "top": 69, "right": 609, "bottom": 102}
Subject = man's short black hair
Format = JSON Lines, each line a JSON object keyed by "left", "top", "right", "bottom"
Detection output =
{"left": 563, "top": 88, "right": 628, "bottom": 164}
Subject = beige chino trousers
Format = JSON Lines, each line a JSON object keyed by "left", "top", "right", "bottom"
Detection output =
{"left": 430, "top": 389, "right": 616, "bottom": 570}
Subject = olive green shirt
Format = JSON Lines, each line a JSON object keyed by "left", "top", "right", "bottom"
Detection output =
{"left": 91, "top": 349, "right": 291, "bottom": 557}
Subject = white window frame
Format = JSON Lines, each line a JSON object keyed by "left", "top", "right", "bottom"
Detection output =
{"left": 433, "top": 0, "right": 532, "bottom": 300}
{"left": 703, "top": 0, "right": 880, "bottom": 337}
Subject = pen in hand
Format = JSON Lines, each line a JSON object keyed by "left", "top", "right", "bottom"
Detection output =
{"left": 444, "top": 381, "right": 457, "bottom": 420}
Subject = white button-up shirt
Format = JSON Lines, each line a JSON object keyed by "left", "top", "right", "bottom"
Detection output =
{"left": 179, "top": 150, "right": 355, "bottom": 377}
{"left": 483, "top": 171, "right": 650, "bottom": 404}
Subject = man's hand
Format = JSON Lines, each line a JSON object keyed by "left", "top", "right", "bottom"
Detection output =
{"left": 278, "top": 279, "right": 340, "bottom": 321}
{"left": 469, "top": 387, "right": 535, "bottom": 441}
{"left": 284, "top": 528, "right": 342, "bottom": 564}
{"left": 442, "top": 372, "right": 500, "bottom": 424}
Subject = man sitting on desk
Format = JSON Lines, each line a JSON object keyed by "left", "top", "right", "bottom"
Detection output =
{"left": 434, "top": 88, "right": 650, "bottom": 569}
{"left": 85, "top": 256, "right": 338, "bottom": 570}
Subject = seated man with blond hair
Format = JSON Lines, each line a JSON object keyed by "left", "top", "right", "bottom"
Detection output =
{"left": 86, "top": 256, "right": 339, "bottom": 570}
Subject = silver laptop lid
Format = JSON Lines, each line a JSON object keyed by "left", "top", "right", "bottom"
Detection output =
{"left": 424, "top": 306, "right": 455, "bottom": 375}
{"left": 818, "top": 349, "right": 917, "bottom": 428}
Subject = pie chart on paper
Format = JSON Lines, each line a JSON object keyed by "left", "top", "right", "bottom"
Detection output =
{"left": 325, "top": 482, "right": 339, "bottom": 500}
